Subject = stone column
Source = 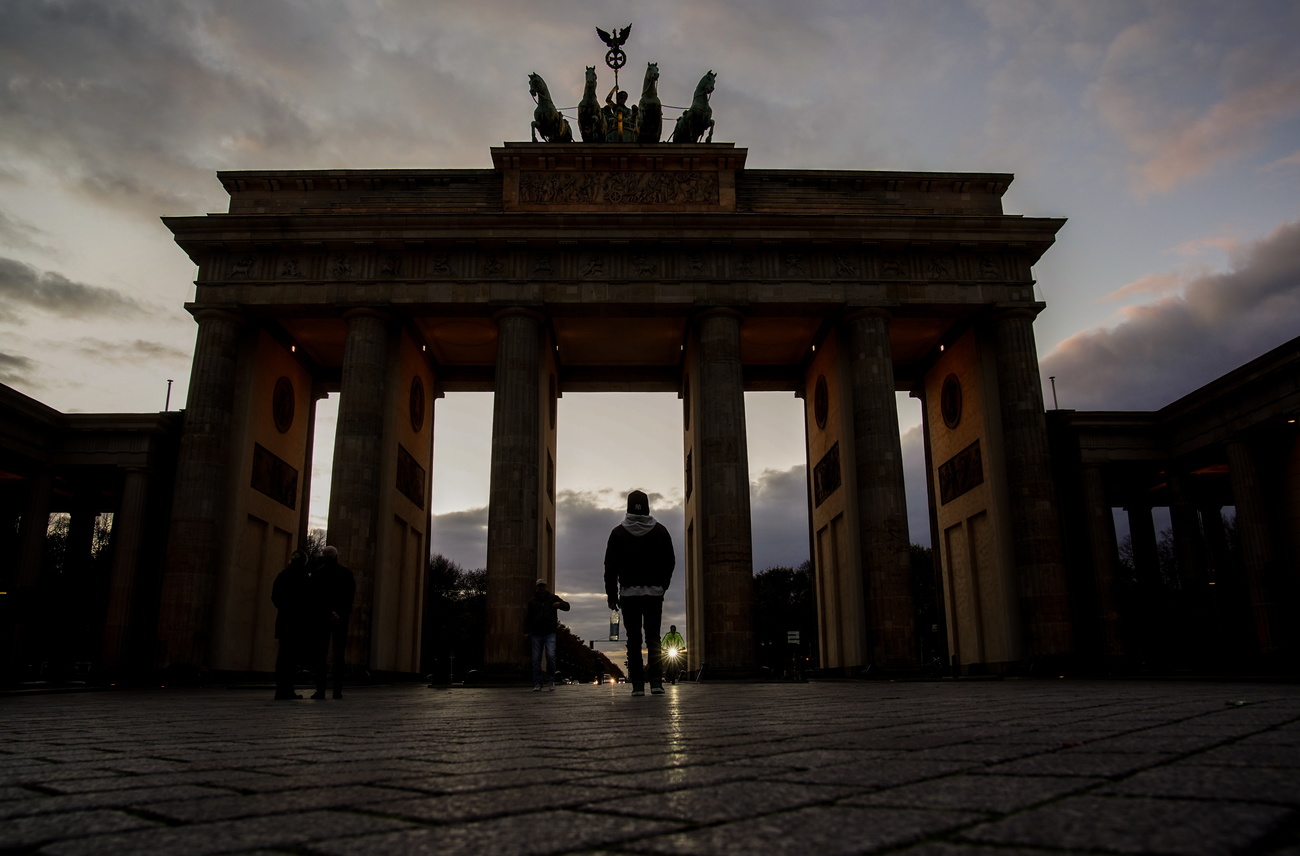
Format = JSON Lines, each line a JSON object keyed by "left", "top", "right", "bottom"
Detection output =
{"left": 484, "top": 308, "right": 544, "bottom": 671}
{"left": 1126, "top": 502, "right": 1162, "bottom": 657}
{"left": 1166, "top": 472, "right": 1208, "bottom": 588}
{"left": 846, "top": 310, "right": 915, "bottom": 667}
{"left": 327, "top": 308, "right": 395, "bottom": 671}
{"left": 9, "top": 472, "right": 53, "bottom": 677}
{"left": 1226, "top": 440, "right": 1278, "bottom": 653}
{"left": 992, "top": 309, "right": 1072, "bottom": 657}
{"left": 15, "top": 471, "right": 53, "bottom": 589}
{"left": 1166, "top": 470, "right": 1209, "bottom": 659}
{"left": 101, "top": 468, "right": 151, "bottom": 669}
{"left": 157, "top": 308, "right": 245, "bottom": 669}
{"left": 694, "top": 309, "right": 755, "bottom": 674}
{"left": 1081, "top": 465, "right": 1124, "bottom": 658}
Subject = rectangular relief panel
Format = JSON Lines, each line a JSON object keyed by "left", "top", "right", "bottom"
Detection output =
{"left": 396, "top": 443, "right": 426, "bottom": 509}
{"left": 252, "top": 443, "right": 299, "bottom": 510}
{"left": 815, "top": 521, "right": 841, "bottom": 668}
{"left": 938, "top": 440, "right": 983, "bottom": 506}
{"left": 943, "top": 519, "right": 982, "bottom": 667}
{"left": 813, "top": 442, "right": 842, "bottom": 508}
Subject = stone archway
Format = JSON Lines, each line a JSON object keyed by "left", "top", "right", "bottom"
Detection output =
{"left": 159, "top": 143, "right": 1070, "bottom": 677}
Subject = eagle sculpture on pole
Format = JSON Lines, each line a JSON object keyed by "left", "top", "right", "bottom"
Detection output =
{"left": 596, "top": 23, "right": 632, "bottom": 71}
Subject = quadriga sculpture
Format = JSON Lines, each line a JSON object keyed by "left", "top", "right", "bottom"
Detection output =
{"left": 578, "top": 66, "right": 607, "bottom": 143}
{"left": 529, "top": 72, "right": 573, "bottom": 143}
{"left": 670, "top": 70, "right": 715, "bottom": 144}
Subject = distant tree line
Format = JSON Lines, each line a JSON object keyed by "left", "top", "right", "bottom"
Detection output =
{"left": 753, "top": 544, "right": 946, "bottom": 677}
{"left": 420, "top": 553, "right": 620, "bottom": 684}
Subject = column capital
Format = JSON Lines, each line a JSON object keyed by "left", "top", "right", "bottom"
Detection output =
{"left": 187, "top": 306, "right": 247, "bottom": 326}
{"left": 693, "top": 306, "right": 745, "bottom": 324}
{"left": 845, "top": 307, "right": 893, "bottom": 324}
{"left": 341, "top": 306, "right": 396, "bottom": 324}
{"left": 991, "top": 304, "right": 1045, "bottom": 323}
{"left": 491, "top": 306, "right": 546, "bottom": 325}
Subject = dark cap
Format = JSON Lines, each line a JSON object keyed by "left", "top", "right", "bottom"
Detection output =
{"left": 627, "top": 490, "right": 649, "bottom": 514}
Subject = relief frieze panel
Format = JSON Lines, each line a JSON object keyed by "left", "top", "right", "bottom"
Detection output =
{"left": 206, "top": 248, "right": 1020, "bottom": 287}
{"left": 517, "top": 170, "right": 720, "bottom": 207}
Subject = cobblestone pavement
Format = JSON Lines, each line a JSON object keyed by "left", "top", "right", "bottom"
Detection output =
{"left": 3, "top": 679, "right": 1300, "bottom": 855}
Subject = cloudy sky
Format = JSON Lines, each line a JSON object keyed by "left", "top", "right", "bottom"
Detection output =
{"left": 3, "top": 1, "right": 1299, "bottom": 655}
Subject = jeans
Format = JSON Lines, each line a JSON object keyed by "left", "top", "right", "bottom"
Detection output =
{"left": 620, "top": 595, "right": 663, "bottom": 687}
{"left": 530, "top": 633, "right": 557, "bottom": 687}
{"left": 313, "top": 621, "right": 348, "bottom": 696}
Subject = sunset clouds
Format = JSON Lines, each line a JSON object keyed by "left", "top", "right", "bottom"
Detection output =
{"left": 2, "top": 1, "right": 1298, "bottom": 589}
{"left": 1042, "top": 219, "right": 1300, "bottom": 411}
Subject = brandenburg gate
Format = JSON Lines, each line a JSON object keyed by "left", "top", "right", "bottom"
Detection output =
{"left": 157, "top": 142, "right": 1070, "bottom": 678}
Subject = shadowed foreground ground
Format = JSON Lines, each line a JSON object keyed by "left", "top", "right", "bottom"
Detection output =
{"left": 2, "top": 679, "right": 1299, "bottom": 855}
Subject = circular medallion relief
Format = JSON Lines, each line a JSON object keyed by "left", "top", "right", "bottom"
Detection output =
{"left": 409, "top": 376, "right": 425, "bottom": 433}
{"left": 814, "top": 375, "right": 829, "bottom": 430}
{"left": 272, "top": 376, "right": 294, "bottom": 434}
{"left": 940, "top": 374, "right": 963, "bottom": 430}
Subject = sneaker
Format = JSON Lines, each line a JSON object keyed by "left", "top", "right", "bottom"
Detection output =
{"left": 651, "top": 684, "right": 665, "bottom": 695}
{"left": 547, "top": 682, "right": 556, "bottom": 691}
{"left": 631, "top": 685, "right": 645, "bottom": 697}
{"left": 532, "top": 685, "right": 542, "bottom": 692}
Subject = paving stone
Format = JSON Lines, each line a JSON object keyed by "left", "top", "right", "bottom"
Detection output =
{"left": 377, "top": 765, "right": 591, "bottom": 794}
{"left": 846, "top": 773, "right": 1102, "bottom": 813}
{"left": 0, "top": 808, "right": 159, "bottom": 850}
{"left": 40, "top": 808, "right": 415, "bottom": 856}
{"left": 373, "top": 784, "right": 622, "bottom": 823}
{"left": 1100, "top": 764, "right": 1300, "bottom": 805}
{"left": 770, "top": 758, "right": 971, "bottom": 788}
{"left": 313, "top": 809, "right": 677, "bottom": 856}
{"left": 143, "top": 784, "right": 417, "bottom": 822}
{"left": 908, "top": 743, "right": 1058, "bottom": 764}
{"left": 896, "top": 842, "right": 1098, "bottom": 856}
{"left": 42, "top": 769, "right": 289, "bottom": 794}
{"left": 961, "top": 795, "right": 1292, "bottom": 854}
{"left": 0, "top": 784, "right": 232, "bottom": 820}
{"left": 0, "top": 766, "right": 125, "bottom": 787}
{"left": 1186, "top": 743, "right": 1300, "bottom": 768}
{"left": 3, "top": 681, "right": 1300, "bottom": 855}
{"left": 632, "top": 805, "right": 984, "bottom": 855}
{"left": 982, "top": 749, "right": 1172, "bottom": 778}
{"left": 730, "top": 748, "right": 898, "bottom": 769}
{"left": 590, "top": 780, "right": 856, "bottom": 824}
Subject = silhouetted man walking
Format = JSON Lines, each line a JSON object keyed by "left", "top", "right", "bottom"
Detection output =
{"left": 604, "top": 490, "right": 675, "bottom": 696}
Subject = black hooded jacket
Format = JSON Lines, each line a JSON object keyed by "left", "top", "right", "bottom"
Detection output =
{"left": 603, "top": 519, "right": 675, "bottom": 602}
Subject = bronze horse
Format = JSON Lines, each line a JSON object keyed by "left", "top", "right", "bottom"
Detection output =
{"left": 529, "top": 72, "right": 572, "bottom": 143}
{"left": 578, "top": 66, "right": 607, "bottom": 143}
{"left": 670, "top": 70, "right": 715, "bottom": 144}
{"left": 636, "top": 62, "right": 662, "bottom": 144}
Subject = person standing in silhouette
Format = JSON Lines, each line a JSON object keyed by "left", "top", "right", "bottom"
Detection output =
{"left": 604, "top": 490, "right": 675, "bottom": 696}
{"left": 309, "top": 545, "right": 355, "bottom": 699}
{"left": 271, "top": 549, "right": 310, "bottom": 700}
{"left": 525, "top": 578, "right": 570, "bottom": 692}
